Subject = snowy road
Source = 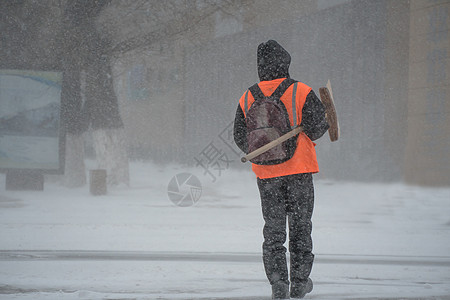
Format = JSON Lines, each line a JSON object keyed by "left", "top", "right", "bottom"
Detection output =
{"left": 1, "top": 250, "right": 449, "bottom": 299}
{"left": 1, "top": 250, "right": 450, "bottom": 267}
{"left": 1, "top": 163, "right": 450, "bottom": 299}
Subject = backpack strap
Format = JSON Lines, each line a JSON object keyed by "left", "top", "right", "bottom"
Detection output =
{"left": 248, "top": 78, "right": 296, "bottom": 101}
{"left": 248, "top": 83, "right": 265, "bottom": 101}
{"left": 271, "top": 78, "right": 296, "bottom": 99}
{"left": 272, "top": 79, "right": 298, "bottom": 128}
{"left": 248, "top": 78, "right": 298, "bottom": 128}
{"left": 246, "top": 83, "right": 265, "bottom": 116}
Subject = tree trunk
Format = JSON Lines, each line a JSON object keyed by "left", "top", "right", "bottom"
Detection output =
{"left": 63, "top": 133, "right": 86, "bottom": 187}
{"left": 60, "top": 61, "right": 89, "bottom": 187}
{"left": 92, "top": 128, "right": 129, "bottom": 186}
{"left": 60, "top": 0, "right": 129, "bottom": 187}
{"left": 86, "top": 53, "right": 129, "bottom": 186}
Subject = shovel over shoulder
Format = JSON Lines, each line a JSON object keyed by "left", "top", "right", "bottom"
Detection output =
{"left": 241, "top": 80, "right": 339, "bottom": 164}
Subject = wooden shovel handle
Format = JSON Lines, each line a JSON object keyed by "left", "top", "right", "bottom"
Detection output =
{"left": 241, "top": 81, "right": 339, "bottom": 164}
{"left": 241, "top": 126, "right": 303, "bottom": 163}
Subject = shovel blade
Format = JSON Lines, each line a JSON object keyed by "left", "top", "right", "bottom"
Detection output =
{"left": 319, "top": 81, "right": 339, "bottom": 142}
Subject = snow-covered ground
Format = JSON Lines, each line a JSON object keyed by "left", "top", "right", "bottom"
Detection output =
{"left": 0, "top": 162, "right": 449, "bottom": 299}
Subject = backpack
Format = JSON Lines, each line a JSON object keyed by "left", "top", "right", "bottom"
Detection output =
{"left": 244, "top": 78, "right": 299, "bottom": 165}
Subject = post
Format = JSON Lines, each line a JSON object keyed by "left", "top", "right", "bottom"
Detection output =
{"left": 90, "top": 169, "right": 107, "bottom": 196}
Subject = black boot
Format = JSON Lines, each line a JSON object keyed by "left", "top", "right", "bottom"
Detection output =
{"left": 272, "top": 281, "right": 289, "bottom": 299}
{"left": 290, "top": 278, "right": 313, "bottom": 299}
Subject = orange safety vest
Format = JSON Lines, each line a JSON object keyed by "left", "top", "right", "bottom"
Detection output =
{"left": 239, "top": 78, "right": 319, "bottom": 179}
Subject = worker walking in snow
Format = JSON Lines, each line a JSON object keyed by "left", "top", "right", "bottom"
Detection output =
{"left": 233, "top": 40, "right": 329, "bottom": 299}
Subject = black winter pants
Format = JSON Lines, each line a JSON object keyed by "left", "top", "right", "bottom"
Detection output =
{"left": 257, "top": 173, "right": 315, "bottom": 287}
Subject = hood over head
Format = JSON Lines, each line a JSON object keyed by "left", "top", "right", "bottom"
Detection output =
{"left": 257, "top": 40, "right": 291, "bottom": 81}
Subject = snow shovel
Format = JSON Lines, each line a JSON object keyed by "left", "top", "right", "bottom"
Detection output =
{"left": 241, "top": 80, "right": 339, "bottom": 163}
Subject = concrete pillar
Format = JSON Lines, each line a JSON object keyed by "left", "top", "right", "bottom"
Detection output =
{"left": 405, "top": 0, "right": 450, "bottom": 186}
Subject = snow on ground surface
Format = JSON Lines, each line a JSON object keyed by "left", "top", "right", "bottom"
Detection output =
{"left": 0, "top": 161, "right": 449, "bottom": 299}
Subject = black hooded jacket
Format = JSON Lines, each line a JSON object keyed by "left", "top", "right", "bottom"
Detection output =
{"left": 233, "top": 40, "right": 329, "bottom": 154}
